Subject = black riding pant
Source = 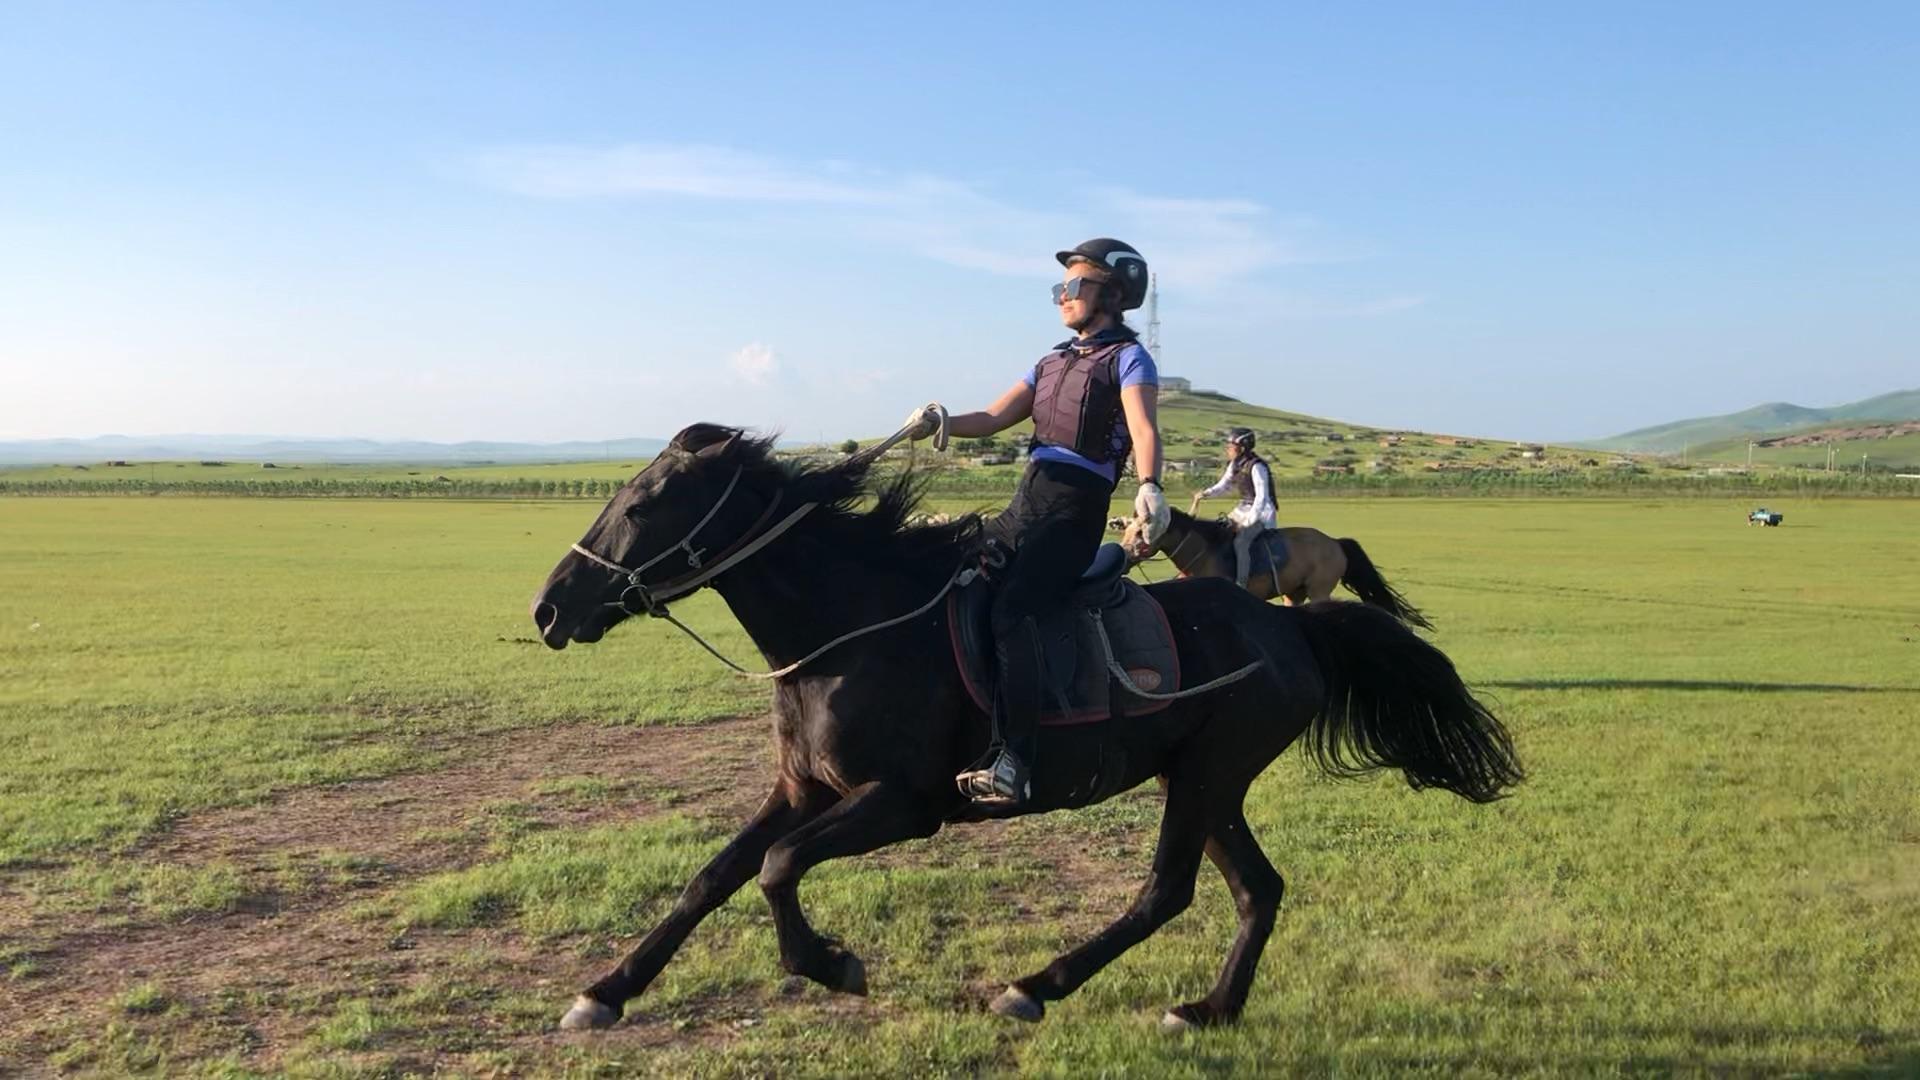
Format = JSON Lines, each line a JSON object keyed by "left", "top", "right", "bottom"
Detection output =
{"left": 989, "top": 460, "right": 1114, "bottom": 632}
{"left": 986, "top": 461, "right": 1113, "bottom": 757}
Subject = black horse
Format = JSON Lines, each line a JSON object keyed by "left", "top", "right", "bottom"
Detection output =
{"left": 531, "top": 423, "right": 1522, "bottom": 1033}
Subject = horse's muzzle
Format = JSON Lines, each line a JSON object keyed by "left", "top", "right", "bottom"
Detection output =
{"left": 532, "top": 599, "right": 570, "bottom": 650}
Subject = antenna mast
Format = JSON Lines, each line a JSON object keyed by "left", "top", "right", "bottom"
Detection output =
{"left": 1145, "top": 273, "right": 1162, "bottom": 360}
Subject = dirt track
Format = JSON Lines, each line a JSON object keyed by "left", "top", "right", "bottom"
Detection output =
{"left": 0, "top": 716, "right": 1144, "bottom": 1074}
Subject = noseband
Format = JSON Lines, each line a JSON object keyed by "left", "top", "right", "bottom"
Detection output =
{"left": 569, "top": 464, "right": 818, "bottom": 617}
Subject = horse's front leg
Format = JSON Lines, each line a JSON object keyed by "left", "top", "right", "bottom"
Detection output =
{"left": 757, "top": 781, "right": 944, "bottom": 994}
{"left": 560, "top": 781, "right": 833, "bottom": 1030}
{"left": 989, "top": 774, "right": 1208, "bottom": 1023}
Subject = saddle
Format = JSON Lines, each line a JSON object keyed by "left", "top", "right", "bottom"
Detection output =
{"left": 948, "top": 543, "right": 1181, "bottom": 726}
{"left": 1187, "top": 527, "right": 1290, "bottom": 592}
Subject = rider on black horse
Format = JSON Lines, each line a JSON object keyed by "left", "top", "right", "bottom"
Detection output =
{"left": 903, "top": 238, "right": 1169, "bottom": 807}
{"left": 1192, "top": 428, "right": 1276, "bottom": 588}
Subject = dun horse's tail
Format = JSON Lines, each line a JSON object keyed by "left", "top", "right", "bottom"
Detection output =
{"left": 1335, "top": 538, "right": 1434, "bottom": 631}
{"left": 1292, "top": 602, "right": 1521, "bottom": 804}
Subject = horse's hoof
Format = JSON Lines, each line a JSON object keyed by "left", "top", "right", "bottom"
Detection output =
{"left": 990, "top": 986, "right": 1045, "bottom": 1023}
{"left": 1160, "top": 1008, "right": 1196, "bottom": 1035}
{"left": 835, "top": 954, "right": 868, "bottom": 996}
{"left": 558, "top": 994, "right": 619, "bottom": 1031}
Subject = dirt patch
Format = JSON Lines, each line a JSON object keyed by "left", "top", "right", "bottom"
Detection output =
{"left": 0, "top": 717, "right": 774, "bottom": 1071}
{"left": 1758, "top": 420, "right": 1920, "bottom": 448}
{"left": 0, "top": 717, "right": 1157, "bottom": 1074}
{"left": 151, "top": 715, "right": 774, "bottom": 871}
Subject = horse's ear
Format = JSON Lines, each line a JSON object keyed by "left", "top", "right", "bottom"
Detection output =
{"left": 695, "top": 431, "right": 742, "bottom": 458}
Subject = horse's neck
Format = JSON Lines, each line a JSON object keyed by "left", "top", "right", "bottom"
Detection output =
{"left": 1162, "top": 516, "right": 1217, "bottom": 570}
{"left": 708, "top": 529, "right": 948, "bottom": 671}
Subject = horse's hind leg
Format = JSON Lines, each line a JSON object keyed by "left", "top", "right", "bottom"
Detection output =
{"left": 758, "top": 781, "right": 943, "bottom": 995}
{"left": 562, "top": 781, "right": 833, "bottom": 1029}
{"left": 1162, "top": 808, "right": 1283, "bottom": 1031}
{"left": 990, "top": 777, "right": 1208, "bottom": 1023}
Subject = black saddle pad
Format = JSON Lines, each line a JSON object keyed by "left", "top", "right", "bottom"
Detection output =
{"left": 948, "top": 544, "right": 1181, "bottom": 725}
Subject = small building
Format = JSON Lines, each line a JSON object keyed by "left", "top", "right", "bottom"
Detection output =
{"left": 1159, "top": 376, "right": 1193, "bottom": 394}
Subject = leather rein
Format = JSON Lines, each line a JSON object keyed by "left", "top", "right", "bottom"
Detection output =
{"left": 564, "top": 412, "right": 959, "bottom": 679}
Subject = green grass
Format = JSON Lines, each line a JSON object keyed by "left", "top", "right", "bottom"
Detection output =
{"left": 0, "top": 498, "right": 766, "bottom": 864}
{"left": 3, "top": 495, "right": 1919, "bottom": 1074}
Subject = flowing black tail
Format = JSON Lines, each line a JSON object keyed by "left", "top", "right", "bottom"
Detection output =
{"left": 1293, "top": 602, "right": 1521, "bottom": 803}
{"left": 1336, "top": 538, "right": 1434, "bottom": 631}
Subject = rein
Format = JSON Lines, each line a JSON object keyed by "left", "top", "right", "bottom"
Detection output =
{"left": 567, "top": 410, "right": 954, "bottom": 680}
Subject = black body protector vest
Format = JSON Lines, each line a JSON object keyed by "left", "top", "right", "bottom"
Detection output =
{"left": 1030, "top": 338, "right": 1134, "bottom": 468}
{"left": 1230, "top": 451, "right": 1268, "bottom": 502}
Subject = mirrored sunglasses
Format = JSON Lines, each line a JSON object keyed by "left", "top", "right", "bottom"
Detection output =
{"left": 1050, "top": 277, "right": 1103, "bottom": 305}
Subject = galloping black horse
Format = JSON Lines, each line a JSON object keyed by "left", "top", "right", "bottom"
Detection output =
{"left": 531, "top": 423, "right": 1522, "bottom": 1033}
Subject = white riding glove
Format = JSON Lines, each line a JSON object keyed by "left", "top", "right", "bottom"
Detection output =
{"left": 900, "top": 402, "right": 949, "bottom": 450}
{"left": 1134, "top": 481, "right": 1170, "bottom": 548}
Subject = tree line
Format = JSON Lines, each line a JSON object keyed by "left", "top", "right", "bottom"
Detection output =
{"left": 6, "top": 469, "right": 1914, "bottom": 500}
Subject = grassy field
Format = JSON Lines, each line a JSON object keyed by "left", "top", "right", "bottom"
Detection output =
{"left": 2, "top": 494, "right": 1917, "bottom": 1075}
{"left": 0, "top": 459, "right": 654, "bottom": 485}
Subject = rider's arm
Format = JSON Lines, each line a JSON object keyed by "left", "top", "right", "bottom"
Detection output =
{"left": 1198, "top": 462, "right": 1234, "bottom": 498}
{"left": 1252, "top": 462, "right": 1275, "bottom": 518}
{"left": 1121, "top": 384, "right": 1162, "bottom": 485}
{"left": 946, "top": 380, "right": 1034, "bottom": 439}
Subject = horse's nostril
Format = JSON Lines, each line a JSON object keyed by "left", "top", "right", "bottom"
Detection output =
{"left": 533, "top": 602, "right": 559, "bottom": 633}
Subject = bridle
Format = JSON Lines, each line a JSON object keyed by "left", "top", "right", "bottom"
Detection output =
{"left": 569, "top": 463, "right": 818, "bottom": 618}
{"left": 558, "top": 413, "right": 966, "bottom": 680}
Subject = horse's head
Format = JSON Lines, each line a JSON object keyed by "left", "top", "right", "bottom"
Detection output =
{"left": 1118, "top": 514, "right": 1161, "bottom": 561}
{"left": 530, "top": 423, "right": 771, "bottom": 649}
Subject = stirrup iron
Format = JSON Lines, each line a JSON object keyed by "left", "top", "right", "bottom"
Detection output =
{"left": 956, "top": 748, "right": 1030, "bottom": 807}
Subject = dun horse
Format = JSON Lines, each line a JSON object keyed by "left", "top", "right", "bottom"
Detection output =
{"left": 531, "top": 424, "right": 1520, "bottom": 1033}
{"left": 1125, "top": 508, "right": 1433, "bottom": 629}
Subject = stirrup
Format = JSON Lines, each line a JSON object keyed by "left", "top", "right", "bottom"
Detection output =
{"left": 956, "top": 749, "right": 1030, "bottom": 807}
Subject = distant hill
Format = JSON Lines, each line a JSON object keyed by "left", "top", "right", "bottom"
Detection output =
{"left": 1, "top": 389, "right": 1582, "bottom": 482}
{"left": 0, "top": 434, "right": 669, "bottom": 466}
{"left": 1588, "top": 389, "right": 1920, "bottom": 453}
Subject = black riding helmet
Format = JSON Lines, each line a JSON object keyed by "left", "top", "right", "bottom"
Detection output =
{"left": 1055, "top": 238, "right": 1149, "bottom": 311}
{"left": 1228, "top": 427, "right": 1256, "bottom": 450}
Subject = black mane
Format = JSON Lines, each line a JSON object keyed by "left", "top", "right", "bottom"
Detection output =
{"left": 1170, "top": 506, "right": 1234, "bottom": 547}
{"left": 666, "top": 423, "right": 983, "bottom": 569}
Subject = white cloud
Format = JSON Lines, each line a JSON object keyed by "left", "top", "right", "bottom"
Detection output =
{"left": 467, "top": 142, "right": 1373, "bottom": 293}
{"left": 730, "top": 342, "right": 779, "bottom": 385}
{"left": 470, "top": 144, "right": 888, "bottom": 204}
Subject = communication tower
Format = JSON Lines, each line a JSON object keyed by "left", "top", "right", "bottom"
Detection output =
{"left": 1145, "top": 273, "right": 1162, "bottom": 360}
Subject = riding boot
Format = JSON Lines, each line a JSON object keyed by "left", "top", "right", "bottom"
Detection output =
{"left": 956, "top": 617, "right": 1043, "bottom": 807}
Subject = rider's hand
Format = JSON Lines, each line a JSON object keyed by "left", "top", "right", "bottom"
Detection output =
{"left": 901, "top": 402, "right": 947, "bottom": 447}
{"left": 1134, "top": 481, "right": 1170, "bottom": 547}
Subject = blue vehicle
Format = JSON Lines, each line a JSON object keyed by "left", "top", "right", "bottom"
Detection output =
{"left": 1747, "top": 508, "right": 1784, "bottom": 526}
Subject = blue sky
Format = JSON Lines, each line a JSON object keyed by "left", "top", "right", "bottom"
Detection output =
{"left": 2, "top": 2, "right": 1915, "bottom": 443}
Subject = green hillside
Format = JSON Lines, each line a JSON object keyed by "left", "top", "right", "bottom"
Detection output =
{"left": 1588, "top": 388, "right": 1920, "bottom": 453}
{"left": 1691, "top": 427, "right": 1920, "bottom": 473}
{"left": 943, "top": 389, "right": 1597, "bottom": 482}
